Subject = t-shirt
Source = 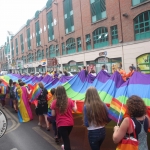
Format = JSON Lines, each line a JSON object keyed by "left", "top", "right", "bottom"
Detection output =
{"left": 37, "top": 88, "right": 48, "bottom": 102}
{"left": 51, "top": 98, "right": 74, "bottom": 127}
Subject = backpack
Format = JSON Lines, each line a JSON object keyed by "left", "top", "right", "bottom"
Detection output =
{"left": 9, "top": 86, "right": 16, "bottom": 99}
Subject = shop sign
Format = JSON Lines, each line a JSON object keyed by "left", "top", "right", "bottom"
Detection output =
{"left": 98, "top": 57, "right": 108, "bottom": 63}
{"left": 69, "top": 61, "right": 76, "bottom": 66}
{"left": 137, "top": 54, "right": 150, "bottom": 73}
{"left": 99, "top": 51, "right": 107, "bottom": 56}
{"left": 47, "top": 58, "right": 58, "bottom": 67}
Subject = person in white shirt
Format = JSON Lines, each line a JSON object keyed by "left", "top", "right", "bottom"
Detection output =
{"left": 102, "top": 65, "right": 108, "bottom": 73}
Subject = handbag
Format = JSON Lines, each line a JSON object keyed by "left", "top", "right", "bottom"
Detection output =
{"left": 116, "top": 118, "right": 139, "bottom": 150}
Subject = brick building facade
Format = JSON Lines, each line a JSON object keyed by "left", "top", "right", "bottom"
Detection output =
{"left": 0, "top": 0, "right": 150, "bottom": 74}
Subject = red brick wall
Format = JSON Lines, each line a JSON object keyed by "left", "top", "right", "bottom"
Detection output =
{"left": 3, "top": 0, "right": 150, "bottom": 65}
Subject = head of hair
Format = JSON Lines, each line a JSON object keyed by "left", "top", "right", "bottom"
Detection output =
{"left": 54, "top": 71, "right": 57, "bottom": 74}
{"left": 59, "top": 71, "right": 62, "bottom": 74}
{"left": 19, "top": 82, "right": 25, "bottom": 86}
{"left": 91, "top": 70, "right": 95, "bottom": 73}
{"left": 38, "top": 82, "right": 44, "bottom": 89}
{"left": 127, "top": 95, "right": 146, "bottom": 118}
{"left": 129, "top": 66, "right": 133, "bottom": 70}
{"left": 56, "top": 86, "right": 68, "bottom": 114}
{"left": 13, "top": 82, "right": 16, "bottom": 85}
{"left": 18, "top": 79, "right": 22, "bottom": 83}
{"left": 51, "top": 88, "right": 56, "bottom": 96}
{"left": 83, "top": 66, "right": 86, "bottom": 69}
{"left": 9, "top": 79, "right": 13, "bottom": 86}
{"left": 84, "top": 87, "right": 109, "bottom": 126}
{"left": 102, "top": 65, "right": 106, "bottom": 69}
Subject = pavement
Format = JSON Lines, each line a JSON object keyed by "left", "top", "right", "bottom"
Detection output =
{"left": 0, "top": 104, "right": 150, "bottom": 150}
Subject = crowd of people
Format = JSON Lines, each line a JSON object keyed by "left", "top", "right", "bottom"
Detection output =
{"left": 0, "top": 64, "right": 149, "bottom": 150}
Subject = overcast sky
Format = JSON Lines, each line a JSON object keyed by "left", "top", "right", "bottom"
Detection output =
{"left": 0, "top": 0, "right": 47, "bottom": 46}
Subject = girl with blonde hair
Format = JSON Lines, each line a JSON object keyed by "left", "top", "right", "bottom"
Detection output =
{"left": 83, "top": 87, "right": 110, "bottom": 150}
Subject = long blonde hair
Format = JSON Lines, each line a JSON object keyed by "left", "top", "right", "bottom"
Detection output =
{"left": 56, "top": 86, "right": 68, "bottom": 114}
{"left": 84, "top": 87, "right": 109, "bottom": 126}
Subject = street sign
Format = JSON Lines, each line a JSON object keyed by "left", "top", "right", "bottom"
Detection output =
{"left": 0, "top": 109, "right": 7, "bottom": 138}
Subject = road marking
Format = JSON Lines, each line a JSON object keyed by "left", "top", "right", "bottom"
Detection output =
{"left": 10, "top": 148, "right": 18, "bottom": 150}
{"left": 33, "top": 126, "right": 61, "bottom": 150}
{"left": 2, "top": 108, "right": 20, "bottom": 134}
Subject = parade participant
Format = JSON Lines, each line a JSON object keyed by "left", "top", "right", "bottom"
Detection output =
{"left": 37, "top": 82, "right": 49, "bottom": 131}
{"left": 58, "top": 71, "right": 63, "bottom": 79}
{"left": 113, "top": 95, "right": 150, "bottom": 150}
{"left": 82, "top": 66, "right": 88, "bottom": 77}
{"left": 131, "top": 64, "right": 136, "bottom": 71}
{"left": 102, "top": 65, "right": 108, "bottom": 73}
{"left": 12, "top": 82, "right": 18, "bottom": 112}
{"left": 54, "top": 71, "right": 59, "bottom": 78}
{"left": 126, "top": 66, "right": 134, "bottom": 79}
{"left": 117, "top": 66, "right": 126, "bottom": 81}
{"left": 51, "top": 86, "right": 77, "bottom": 150}
{"left": 83, "top": 87, "right": 110, "bottom": 150}
{"left": 64, "top": 70, "right": 69, "bottom": 76}
{"left": 90, "top": 70, "right": 96, "bottom": 76}
{"left": 0, "top": 80, "right": 6, "bottom": 109}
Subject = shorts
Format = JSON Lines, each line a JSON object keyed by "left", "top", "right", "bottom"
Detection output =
{"left": 36, "top": 102, "right": 48, "bottom": 116}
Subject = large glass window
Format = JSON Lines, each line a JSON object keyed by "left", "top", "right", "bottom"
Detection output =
{"left": 20, "top": 34, "right": 24, "bottom": 53}
{"left": 46, "top": 48, "right": 49, "bottom": 58}
{"left": 93, "top": 27, "right": 109, "bottom": 49}
{"left": 90, "top": 0, "right": 106, "bottom": 23}
{"left": 27, "top": 28, "right": 31, "bottom": 50}
{"left": 35, "top": 21, "right": 41, "bottom": 46}
{"left": 111, "top": 25, "right": 119, "bottom": 45}
{"left": 86, "top": 34, "right": 92, "bottom": 50}
{"left": 11, "top": 41, "right": 14, "bottom": 57}
{"left": 37, "top": 50, "right": 42, "bottom": 61}
{"left": 134, "top": 11, "right": 150, "bottom": 40}
{"left": 46, "top": 0, "right": 53, "bottom": 9}
{"left": 56, "top": 45, "right": 59, "bottom": 56}
{"left": 49, "top": 45, "right": 56, "bottom": 58}
{"left": 47, "top": 11, "right": 54, "bottom": 41}
{"left": 15, "top": 38, "right": 18, "bottom": 56}
{"left": 132, "top": 0, "right": 148, "bottom": 6}
{"left": 27, "top": 53, "right": 32, "bottom": 63}
{"left": 66, "top": 38, "right": 76, "bottom": 54}
{"left": 42, "top": 50, "right": 44, "bottom": 59}
{"left": 62, "top": 43, "right": 66, "bottom": 55}
{"left": 63, "top": 0, "right": 74, "bottom": 34}
{"left": 77, "top": 37, "right": 82, "bottom": 52}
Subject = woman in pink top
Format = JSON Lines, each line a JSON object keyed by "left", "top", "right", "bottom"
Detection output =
{"left": 51, "top": 86, "right": 77, "bottom": 150}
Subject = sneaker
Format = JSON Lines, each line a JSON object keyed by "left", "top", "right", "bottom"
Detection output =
{"left": 38, "top": 122, "right": 41, "bottom": 126}
{"left": 61, "top": 145, "right": 64, "bottom": 150}
{"left": 46, "top": 127, "right": 50, "bottom": 131}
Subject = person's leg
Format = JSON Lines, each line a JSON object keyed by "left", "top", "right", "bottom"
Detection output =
{"left": 44, "top": 114, "right": 50, "bottom": 130}
{"left": 88, "top": 128, "right": 106, "bottom": 150}
{"left": 13, "top": 100, "right": 17, "bottom": 112}
{"left": 39, "top": 115, "right": 43, "bottom": 126}
{"left": 58, "top": 126, "right": 73, "bottom": 150}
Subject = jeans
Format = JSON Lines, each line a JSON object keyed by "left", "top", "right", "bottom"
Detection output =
{"left": 58, "top": 126, "right": 73, "bottom": 150}
{"left": 88, "top": 127, "right": 106, "bottom": 150}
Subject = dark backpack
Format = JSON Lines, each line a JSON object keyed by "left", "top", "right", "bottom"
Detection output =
{"left": 9, "top": 86, "right": 15, "bottom": 99}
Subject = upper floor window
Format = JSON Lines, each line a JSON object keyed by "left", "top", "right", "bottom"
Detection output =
{"left": 37, "top": 50, "right": 42, "bottom": 61}
{"left": 46, "top": 48, "right": 49, "bottom": 58}
{"left": 90, "top": 0, "right": 106, "bottom": 23}
{"left": 49, "top": 45, "right": 56, "bottom": 58}
{"left": 56, "top": 45, "right": 59, "bottom": 56}
{"left": 134, "top": 11, "right": 150, "bottom": 40}
{"left": 66, "top": 38, "right": 76, "bottom": 54}
{"left": 35, "top": 21, "right": 41, "bottom": 46}
{"left": 86, "top": 34, "right": 92, "bottom": 50}
{"left": 47, "top": 11, "right": 54, "bottom": 41}
{"left": 111, "top": 25, "right": 119, "bottom": 45}
{"left": 63, "top": 0, "right": 74, "bottom": 34}
{"left": 20, "top": 34, "right": 24, "bottom": 53}
{"left": 46, "top": 0, "right": 53, "bottom": 10}
{"left": 77, "top": 37, "right": 82, "bottom": 52}
{"left": 27, "top": 53, "right": 32, "bottom": 63}
{"left": 62, "top": 43, "right": 66, "bottom": 55}
{"left": 132, "top": 0, "right": 148, "bottom": 6}
{"left": 15, "top": 38, "right": 18, "bottom": 56}
{"left": 93, "top": 27, "right": 109, "bottom": 49}
{"left": 27, "top": 28, "right": 31, "bottom": 50}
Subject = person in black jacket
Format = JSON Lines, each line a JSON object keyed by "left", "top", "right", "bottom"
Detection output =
{"left": 37, "top": 82, "right": 49, "bottom": 131}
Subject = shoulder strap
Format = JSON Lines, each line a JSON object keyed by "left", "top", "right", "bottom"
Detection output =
{"left": 129, "top": 118, "right": 137, "bottom": 139}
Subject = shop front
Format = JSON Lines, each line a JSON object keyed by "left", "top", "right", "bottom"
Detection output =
{"left": 137, "top": 53, "right": 150, "bottom": 74}
{"left": 87, "top": 57, "right": 122, "bottom": 74}
{"left": 63, "top": 61, "right": 83, "bottom": 75}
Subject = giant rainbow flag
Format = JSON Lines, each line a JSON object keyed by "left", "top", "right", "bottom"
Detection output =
{"left": 1, "top": 70, "right": 150, "bottom": 123}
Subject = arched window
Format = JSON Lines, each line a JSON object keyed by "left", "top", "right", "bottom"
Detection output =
{"left": 37, "top": 50, "right": 42, "bottom": 61}
{"left": 134, "top": 11, "right": 150, "bottom": 41}
{"left": 49, "top": 45, "right": 55, "bottom": 58}
{"left": 27, "top": 53, "right": 32, "bottom": 63}
{"left": 66, "top": 38, "right": 76, "bottom": 54}
{"left": 93, "top": 27, "right": 108, "bottom": 49}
